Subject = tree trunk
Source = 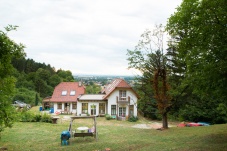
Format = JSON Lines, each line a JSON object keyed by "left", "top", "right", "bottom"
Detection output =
{"left": 162, "top": 112, "right": 168, "bottom": 129}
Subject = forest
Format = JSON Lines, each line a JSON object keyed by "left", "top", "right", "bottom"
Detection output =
{"left": 11, "top": 57, "right": 75, "bottom": 106}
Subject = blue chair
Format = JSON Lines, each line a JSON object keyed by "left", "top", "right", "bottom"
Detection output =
{"left": 61, "top": 131, "right": 71, "bottom": 145}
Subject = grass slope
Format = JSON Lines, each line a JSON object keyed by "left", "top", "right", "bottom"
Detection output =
{"left": 0, "top": 115, "right": 226, "bottom": 151}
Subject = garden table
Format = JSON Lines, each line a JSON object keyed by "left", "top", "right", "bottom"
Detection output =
{"left": 77, "top": 127, "right": 89, "bottom": 133}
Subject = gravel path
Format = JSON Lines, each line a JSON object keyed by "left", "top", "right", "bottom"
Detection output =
{"left": 132, "top": 122, "right": 163, "bottom": 129}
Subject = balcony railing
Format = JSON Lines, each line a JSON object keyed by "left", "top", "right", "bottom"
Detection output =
{"left": 116, "top": 96, "right": 130, "bottom": 104}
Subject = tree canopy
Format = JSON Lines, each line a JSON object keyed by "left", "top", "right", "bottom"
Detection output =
{"left": 0, "top": 25, "right": 25, "bottom": 132}
{"left": 166, "top": 0, "right": 227, "bottom": 101}
{"left": 166, "top": 0, "right": 227, "bottom": 123}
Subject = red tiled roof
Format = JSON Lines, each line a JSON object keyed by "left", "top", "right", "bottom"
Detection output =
{"left": 102, "top": 79, "right": 139, "bottom": 99}
{"left": 50, "top": 82, "right": 85, "bottom": 102}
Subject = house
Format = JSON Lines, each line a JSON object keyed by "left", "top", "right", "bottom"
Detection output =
{"left": 43, "top": 79, "right": 139, "bottom": 120}
{"left": 43, "top": 82, "right": 85, "bottom": 114}
{"left": 77, "top": 78, "right": 139, "bottom": 120}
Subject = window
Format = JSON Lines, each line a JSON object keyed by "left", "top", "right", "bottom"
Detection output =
{"left": 119, "top": 90, "right": 126, "bottom": 101}
{"left": 57, "top": 103, "right": 62, "bottom": 109}
{"left": 99, "top": 103, "right": 105, "bottom": 114}
{"left": 72, "top": 103, "right": 77, "bottom": 109}
{"left": 70, "top": 90, "right": 76, "bottom": 96}
{"left": 62, "top": 91, "right": 67, "bottom": 96}
{"left": 130, "top": 105, "right": 134, "bottom": 116}
{"left": 82, "top": 103, "right": 88, "bottom": 114}
{"left": 111, "top": 105, "right": 116, "bottom": 115}
{"left": 90, "top": 105, "right": 96, "bottom": 115}
{"left": 119, "top": 107, "right": 126, "bottom": 117}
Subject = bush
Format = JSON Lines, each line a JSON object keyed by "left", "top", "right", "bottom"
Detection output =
{"left": 105, "top": 114, "right": 112, "bottom": 120}
{"left": 128, "top": 116, "right": 138, "bottom": 122}
{"left": 33, "top": 114, "right": 42, "bottom": 122}
{"left": 18, "top": 111, "right": 52, "bottom": 123}
{"left": 20, "top": 112, "right": 34, "bottom": 122}
{"left": 40, "top": 113, "right": 52, "bottom": 123}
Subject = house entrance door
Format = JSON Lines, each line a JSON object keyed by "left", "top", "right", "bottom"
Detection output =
{"left": 65, "top": 103, "right": 70, "bottom": 113}
{"left": 90, "top": 105, "right": 96, "bottom": 115}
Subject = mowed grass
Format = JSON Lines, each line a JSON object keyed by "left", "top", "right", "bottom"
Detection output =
{"left": 0, "top": 114, "right": 227, "bottom": 151}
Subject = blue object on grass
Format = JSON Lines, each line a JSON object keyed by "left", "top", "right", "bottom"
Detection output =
{"left": 198, "top": 122, "right": 210, "bottom": 126}
{"left": 61, "top": 131, "right": 71, "bottom": 145}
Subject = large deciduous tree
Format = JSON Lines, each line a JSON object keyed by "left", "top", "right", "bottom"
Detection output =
{"left": 0, "top": 25, "right": 25, "bottom": 133}
{"left": 166, "top": 0, "right": 227, "bottom": 122}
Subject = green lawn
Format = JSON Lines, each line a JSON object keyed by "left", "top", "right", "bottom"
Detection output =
{"left": 0, "top": 115, "right": 227, "bottom": 151}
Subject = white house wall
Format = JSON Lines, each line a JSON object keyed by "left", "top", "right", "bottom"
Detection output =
{"left": 53, "top": 102, "right": 76, "bottom": 114}
{"left": 107, "top": 89, "right": 138, "bottom": 117}
{"left": 77, "top": 101, "right": 106, "bottom": 116}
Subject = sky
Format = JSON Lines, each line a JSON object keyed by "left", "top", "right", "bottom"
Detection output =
{"left": 0, "top": 0, "right": 182, "bottom": 76}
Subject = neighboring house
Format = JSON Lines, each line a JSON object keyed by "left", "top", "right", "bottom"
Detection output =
{"left": 43, "top": 79, "right": 139, "bottom": 120}
{"left": 43, "top": 82, "right": 85, "bottom": 114}
{"left": 77, "top": 78, "right": 139, "bottom": 120}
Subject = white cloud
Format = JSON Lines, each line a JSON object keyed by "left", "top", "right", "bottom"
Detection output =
{"left": 0, "top": 0, "right": 182, "bottom": 76}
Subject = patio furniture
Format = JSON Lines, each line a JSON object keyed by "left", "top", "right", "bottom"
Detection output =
{"left": 68, "top": 116, "right": 98, "bottom": 141}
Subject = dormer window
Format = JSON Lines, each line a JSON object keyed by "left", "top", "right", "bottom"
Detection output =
{"left": 70, "top": 90, "right": 76, "bottom": 96}
{"left": 119, "top": 90, "right": 126, "bottom": 101}
{"left": 62, "top": 91, "right": 67, "bottom": 96}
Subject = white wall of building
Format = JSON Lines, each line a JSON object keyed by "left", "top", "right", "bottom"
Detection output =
{"left": 106, "top": 89, "right": 138, "bottom": 117}
{"left": 77, "top": 101, "right": 107, "bottom": 116}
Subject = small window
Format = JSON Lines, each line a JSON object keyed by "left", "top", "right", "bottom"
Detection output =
{"left": 119, "top": 90, "right": 126, "bottom": 101}
{"left": 57, "top": 103, "right": 62, "bottom": 109}
{"left": 119, "top": 107, "right": 126, "bottom": 117}
{"left": 62, "top": 91, "right": 67, "bottom": 96}
{"left": 130, "top": 105, "right": 134, "bottom": 116}
{"left": 70, "top": 90, "right": 76, "bottom": 96}
{"left": 82, "top": 103, "right": 88, "bottom": 114}
{"left": 72, "top": 103, "right": 77, "bottom": 109}
{"left": 111, "top": 105, "right": 116, "bottom": 115}
{"left": 99, "top": 103, "right": 105, "bottom": 114}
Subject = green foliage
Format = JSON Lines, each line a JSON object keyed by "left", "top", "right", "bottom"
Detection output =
{"left": 13, "top": 87, "right": 40, "bottom": 106}
{"left": 86, "top": 83, "right": 101, "bottom": 94}
{"left": 11, "top": 57, "right": 75, "bottom": 99}
{"left": 128, "top": 116, "right": 138, "bottom": 122}
{"left": 49, "top": 74, "right": 62, "bottom": 87}
{"left": 40, "top": 113, "right": 52, "bottom": 123}
{"left": 166, "top": 0, "right": 227, "bottom": 100}
{"left": 57, "top": 69, "right": 74, "bottom": 82}
{"left": 177, "top": 96, "right": 227, "bottom": 124}
{"left": 35, "top": 93, "right": 39, "bottom": 106}
{"left": 166, "top": 0, "right": 227, "bottom": 124}
{"left": 18, "top": 111, "right": 51, "bottom": 123}
{"left": 20, "top": 111, "right": 34, "bottom": 122}
{"left": 0, "top": 25, "right": 25, "bottom": 132}
{"left": 105, "top": 114, "right": 112, "bottom": 120}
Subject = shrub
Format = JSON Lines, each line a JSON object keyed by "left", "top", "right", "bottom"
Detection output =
{"left": 33, "top": 114, "right": 42, "bottom": 122}
{"left": 20, "top": 112, "right": 34, "bottom": 122}
{"left": 18, "top": 111, "right": 52, "bottom": 123}
{"left": 40, "top": 113, "right": 52, "bottom": 123}
{"left": 105, "top": 114, "right": 112, "bottom": 120}
{"left": 128, "top": 116, "right": 138, "bottom": 122}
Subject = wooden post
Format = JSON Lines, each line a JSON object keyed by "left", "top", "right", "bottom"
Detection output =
{"left": 128, "top": 96, "right": 130, "bottom": 118}
{"left": 94, "top": 116, "right": 98, "bottom": 141}
{"left": 116, "top": 96, "right": 118, "bottom": 120}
